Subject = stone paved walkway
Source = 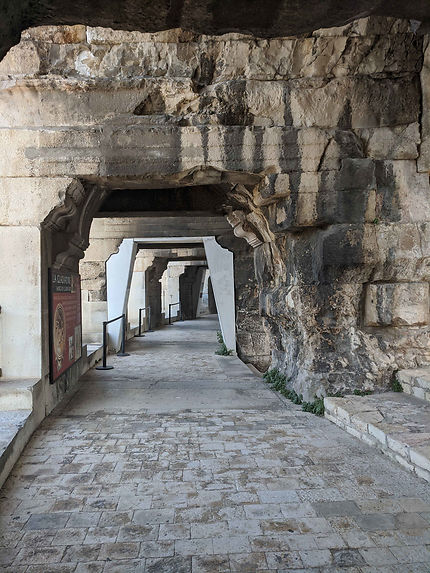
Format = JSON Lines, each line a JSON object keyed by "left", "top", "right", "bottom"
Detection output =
{"left": 1, "top": 316, "right": 430, "bottom": 572}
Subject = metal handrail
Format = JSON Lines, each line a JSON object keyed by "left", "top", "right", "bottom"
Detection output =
{"left": 136, "top": 306, "right": 152, "bottom": 337}
{"left": 168, "top": 302, "right": 182, "bottom": 325}
{"left": 96, "top": 314, "right": 130, "bottom": 371}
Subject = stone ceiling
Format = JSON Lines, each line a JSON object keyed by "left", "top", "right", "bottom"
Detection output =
{"left": 2, "top": 0, "right": 430, "bottom": 59}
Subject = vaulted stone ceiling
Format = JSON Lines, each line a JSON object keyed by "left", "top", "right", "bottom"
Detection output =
{"left": 2, "top": 0, "right": 430, "bottom": 59}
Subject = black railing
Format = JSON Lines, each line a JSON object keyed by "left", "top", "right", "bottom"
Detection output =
{"left": 136, "top": 306, "right": 152, "bottom": 337}
{"left": 96, "top": 314, "right": 130, "bottom": 371}
{"left": 168, "top": 302, "right": 182, "bottom": 325}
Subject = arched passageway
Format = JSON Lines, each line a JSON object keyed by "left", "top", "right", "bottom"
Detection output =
{"left": 1, "top": 10, "right": 430, "bottom": 570}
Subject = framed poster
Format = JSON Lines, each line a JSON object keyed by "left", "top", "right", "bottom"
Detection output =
{"left": 49, "top": 269, "right": 82, "bottom": 383}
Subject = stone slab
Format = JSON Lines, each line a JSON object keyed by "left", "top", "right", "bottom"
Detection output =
{"left": 325, "top": 392, "right": 430, "bottom": 482}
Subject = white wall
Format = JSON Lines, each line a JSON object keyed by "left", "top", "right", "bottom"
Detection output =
{"left": 203, "top": 237, "right": 236, "bottom": 352}
{"left": 106, "top": 239, "right": 138, "bottom": 350}
{"left": 0, "top": 227, "right": 42, "bottom": 378}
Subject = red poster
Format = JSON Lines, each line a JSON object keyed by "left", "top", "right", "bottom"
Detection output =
{"left": 49, "top": 270, "right": 82, "bottom": 382}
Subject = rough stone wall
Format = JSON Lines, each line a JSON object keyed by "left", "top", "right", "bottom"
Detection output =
{"left": 217, "top": 233, "right": 271, "bottom": 371}
{"left": 0, "top": 19, "right": 429, "bottom": 398}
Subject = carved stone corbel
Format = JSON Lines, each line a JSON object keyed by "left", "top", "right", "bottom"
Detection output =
{"left": 226, "top": 210, "right": 263, "bottom": 248}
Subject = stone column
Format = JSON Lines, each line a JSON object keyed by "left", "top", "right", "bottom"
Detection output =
{"left": 145, "top": 257, "right": 169, "bottom": 329}
{"left": 179, "top": 265, "right": 206, "bottom": 320}
{"left": 80, "top": 237, "right": 122, "bottom": 344}
{"left": 161, "top": 262, "right": 186, "bottom": 321}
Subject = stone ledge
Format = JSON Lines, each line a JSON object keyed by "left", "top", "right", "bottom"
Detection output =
{"left": 0, "top": 378, "right": 41, "bottom": 411}
{"left": 397, "top": 367, "right": 430, "bottom": 402}
{"left": 325, "top": 392, "right": 430, "bottom": 482}
{"left": 0, "top": 409, "right": 33, "bottom": 489}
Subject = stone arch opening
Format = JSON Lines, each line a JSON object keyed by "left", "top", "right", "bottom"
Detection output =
{"left": 39, "top": 167, "right": 277, "bottom": 402}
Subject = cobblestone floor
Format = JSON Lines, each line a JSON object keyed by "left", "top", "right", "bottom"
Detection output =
{"left": 1, "top": 316, "right": 430, "bottom": 572}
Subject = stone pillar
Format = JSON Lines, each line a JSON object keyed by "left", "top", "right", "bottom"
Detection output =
{"left": 217, "top": 233, "right": 271, "bottom": 372}
{"left": 145, "top": 257, "right": 169, "bottom": 329}
{"left": 106, "top": 239, "right": 138, "bottom": 350}
{"left": 161, "top": 262, "right": 186, "bottom": 321}
{"left": 127, "top": 250, "right": 149, "bottom": 330}
{"left": 196, "top": 268, "right": 209, "bottom": 316}
{"left": 0, "top": 226, "right": 42, "bottom": 378}
{"left": 179, "top": 265, "right": 206, "bottom": 320}
{"left": 80, "top": 237, "right": 122, "bottom": 344}
{"left": 203, "top": 237, "right": 236, "bottom": 352}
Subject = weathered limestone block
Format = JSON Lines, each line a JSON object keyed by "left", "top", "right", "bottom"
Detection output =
{"left": 0, "top": 177, "right": 74, "bottom": 225}
{"left": 291, "top": 76, "right": 420, "bottom": 128}
{"left": 364, "top": 283, "right": 430, "bottom": 327}
{"left": 8, "top": 24, "right": 422, "bottom": 84}
{"left": 357, "top": 124, "right": 420, "bottom": 160}
{"left": 312, "top": 16, "right": 412, "bottom": 37}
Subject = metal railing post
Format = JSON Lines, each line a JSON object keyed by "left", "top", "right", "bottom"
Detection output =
{"left": 168, "top": 302, "right": 181, "bottom": 325}
{"left": 117, "top": 314, "right": 130, "bottom": 357}
{"left": 96, "top": 313, "right": 130, "bottom": 370}
{"left": 136, "top": 307, "right": 145, "bottom": 337}
{"left": 95, "top": 321, "right": 114, "bottom": 371}
{"left": 147, "top": 305, "right": 153, "bottom": 332}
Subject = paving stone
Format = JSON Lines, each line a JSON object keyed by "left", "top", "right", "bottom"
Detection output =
{"left": 139, "top": 540, "right": 175, "bottom": 557}
{"left": 359, "top": 546, "right": 399, "bottom": 565}
{"left": 14, "top": 545, "right": 66, "bottom": 564}
{"left": 0, "top": 547, "right": 18, "bottom": 565}
{"left": 331, "top": 548, "right": 366, "bottom": 567}
{"left": 25, "top": 512, "right": 70, "bottom": 530}
{"left": 213, "top": 535, "right": 251, "bottom": 554}
{"left": 175, "top": 537, "right": 214, "bottom": 555}
{"left": 102, "top": 559, "right": 145, "bottom": 572}
{"left": 25, "top": 564, "right": 76, "bottom": 573}
{"left": 265, "top": 551, "right": 304, "bottom": 569}
{"left": 146, "top": 555, "right": 191, "bottom": 572}
{"left": 229, "top": 551, "right": 268, "bottom": 571}
{"left": 75, "top": 563, "right": 104, "bottom": 573}
{"left": 299, "top": 548, "right": 332, "bottom": 567}
{"left": 66, "top": 512, "right": 101, "bottom": 528}
{"left": 117, "top": 523, "right": 159, "bottom": 541}
{"left": 192, "top": 554, "right": 230, "bottom": 573}
{"left": 257, "top": 489, "right": 299, "bottom": 503}
{"left": 389, "top": 544, "right": 430, "bottom": 563}
{"left": 394, "top": 512, "right": 429, "bottom": 529}
{"left": 83, "top": 526, "right": 118, "bottom": 544}
{"left": 51, "top": 527, "right": 87, "bottom": 545}
{"left": 98, "top": 541, "right": 140, "bottom": 560}
{"left": 133, "top": 508, "right": 175, "bottom": 525}
{"left": 159, "top": 523, "right": 190, "bottom": 540}
{"left": 313, "top": 500, "right": 361, "bottom": 517}
{"left": 190, "top": 521, "right": 228, "bottom": 538}
{"left": 63, "top": 543, "right": 101, "bottom": 562}
{"left": 354, "top": 513, "right": 396, "bottom": 531}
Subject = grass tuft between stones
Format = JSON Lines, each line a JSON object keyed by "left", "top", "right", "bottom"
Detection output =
{"left": 263, "top": 368, "right": 325, "bottom": 416}
{"left": 264, "top": 368, "right": 377, "bottom": 416}
{"left": 215, "top": 330, "right": 233, "bottom": 356}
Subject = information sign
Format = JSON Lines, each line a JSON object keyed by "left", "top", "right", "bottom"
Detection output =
{"left": 49, "top": 270, "right": 82, "bottom": 382}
